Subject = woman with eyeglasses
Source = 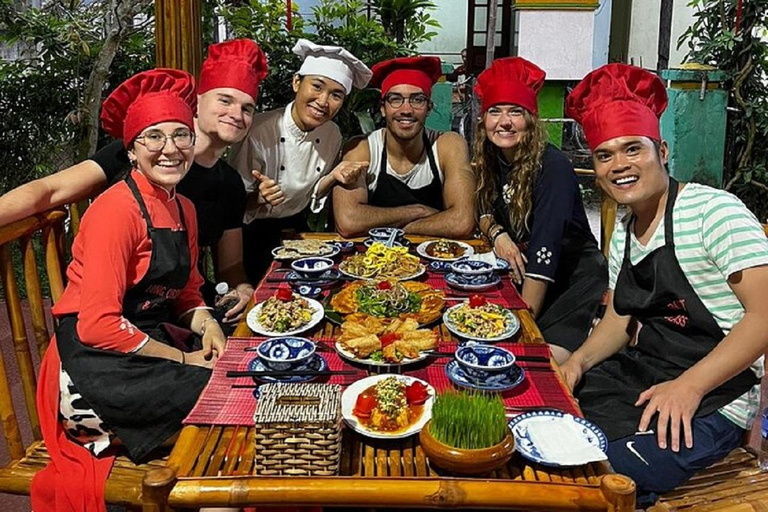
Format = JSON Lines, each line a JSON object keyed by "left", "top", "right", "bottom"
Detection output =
{"left": 32, "top": 69, "right": 223, "bottom": 511}
{"left": 473, "top": 57, "right": 607, "bottom": 364}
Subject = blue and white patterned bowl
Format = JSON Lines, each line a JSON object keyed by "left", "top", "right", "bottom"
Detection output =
{"left": 445, "top": 272, "right": 501, "bottom": 292}
{"left": 368, "top": 227, "right": 405, "bottom": 241}
{"left": 450, "top": 258, "right": 495, "bottom": 278}
{"left": 431, "top": 258, "right": 511, "bottom": 273}
{"left": 292, "top": 284, "right": 323, "bottom": 298}
{"left": 291, "top": 257, "right": 335, "bottom": 278}
{"left": 256, "top": 337, "right": 316, "bottom": 371}
{"left": 333, "top": 241, "right": 355, "bottom": 253}
{"left": 455, "top": 342, "right": 516, "bottom": 382}
{"left": 445, "top": 360, "right": 525, "bottom": 392}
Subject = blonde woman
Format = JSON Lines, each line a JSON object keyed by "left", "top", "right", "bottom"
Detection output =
{"left": 474, "top": 57, "right": 607, "bottom": 364}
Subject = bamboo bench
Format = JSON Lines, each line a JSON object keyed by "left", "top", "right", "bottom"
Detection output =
{"left": 0, "top": 208, "right": 173, "bottom": 511}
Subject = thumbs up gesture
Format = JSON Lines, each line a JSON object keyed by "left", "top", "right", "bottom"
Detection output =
{"left": 252, "top": 170, "right": 285, "bottom": 206}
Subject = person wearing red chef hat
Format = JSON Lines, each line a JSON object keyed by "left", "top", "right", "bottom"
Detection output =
{"left": 0, "top": 39, "right": 267, "bottom": 329}
{"left": 560, "top": 63, "right": 768, "bottom": 504}
{"left": 333, "top": 55, "right": 476, "bottom": 238}
{"left": 472, "top": 57, "right": 607, "bottom": 365}
{"left": 31, "top": 69, "right": 225, "bottom": 512}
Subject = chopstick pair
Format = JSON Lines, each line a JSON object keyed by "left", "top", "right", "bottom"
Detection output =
{"left": 226, "top": 370, "right": 358, "bottom": 378}
{"left": 423, "top": 351, "right": 551, "bottom": 363}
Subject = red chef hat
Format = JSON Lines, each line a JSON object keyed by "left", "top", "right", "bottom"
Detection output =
{"left": 370, "top": 56, "right": 442, "bottom": 98}
{"left": 565, "top": 63, "right": 668, "bottom": 151}
{"left": 101, "top": 68, "right": 197, "bottom": 147}
{"left": 198, "top": 39, "right": 268, "bottom": 102}
{"left": 475, "top": 57, "right": 546, "bottom": 115}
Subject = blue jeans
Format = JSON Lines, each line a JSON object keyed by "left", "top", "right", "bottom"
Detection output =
{"left": 607, "top": 411, "right": 744, "bottom": 506}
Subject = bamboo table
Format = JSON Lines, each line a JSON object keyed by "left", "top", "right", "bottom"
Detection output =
{"left": 155, "top": 235, "right": 636, "bottom": 511}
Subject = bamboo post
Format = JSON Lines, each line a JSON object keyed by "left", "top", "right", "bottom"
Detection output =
{"left": 0, "top": 245, "right": 29, "bottom": 460}
{"left": 141, "top": 467, "right": 177, "bottom": 512}
{"left": 155, "top": 0, "right": 203, "bottom": 77}
{"left": 43, "top": 225, "right": 65, "bottom": 303}
{"left": 22, "top": 235, "right": 51, "bottom": 358}
{"left": 600, "top": 474, "right": 636, "bottom": 512}
{"left": 601, "top": 194, "right": 617, "bottom": 257}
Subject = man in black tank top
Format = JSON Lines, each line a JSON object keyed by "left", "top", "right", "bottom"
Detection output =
{"left": 333, "top": 56, "right": 476, "bottom": 239}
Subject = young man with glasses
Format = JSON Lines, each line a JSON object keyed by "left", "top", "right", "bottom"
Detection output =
{"left": 332, "top": 56, "right": 476, "bottom": 239}
{"left": 0, "top": 39, "right": 266, "bottom": 327}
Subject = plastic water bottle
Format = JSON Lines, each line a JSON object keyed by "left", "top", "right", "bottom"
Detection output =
{"left": 760, "top": 409, "right": 768, "bottom": 471}
{"left": 213, "top": 282, "right": 238, "bottom": 321}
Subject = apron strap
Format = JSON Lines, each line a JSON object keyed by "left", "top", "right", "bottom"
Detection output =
{"left": 125, "top": 174, "right": 187, "bottom": 232}
{"left": 623, "top": 175, "right": 680, "bottom": 260}
{"left": 380, "top": 130, "right": 440, "bottom": 183}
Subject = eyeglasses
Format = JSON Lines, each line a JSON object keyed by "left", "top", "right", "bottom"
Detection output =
{"left": 135, "top": 129, "right": 195, "bottom": 152}
{"left": 383, "top": 93, "right": 429, "bottom": 109}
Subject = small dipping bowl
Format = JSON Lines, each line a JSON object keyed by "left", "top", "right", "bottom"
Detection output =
{"left": 291, "top": 257, "right": 335, "bottom": 278}
{"left": 368, "top": 227, "right": 405, "bottom": 241}
{"left": 455, "top": 342, "right": 516, "bottom": 383}
{"left": 450, "top": 258, "right": 495, "bottom": 279}
{"left": 256, "top": 337, "right": 316, "bottom": 372}
{"left": 293, "top": 284, "right": 323, "bottom": 299}
{"left": 333, "top": 241, "right": 355, "bottom": 253}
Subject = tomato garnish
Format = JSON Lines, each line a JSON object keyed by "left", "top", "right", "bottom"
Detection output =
{"left": 468, "top": 294, "right": 486, "bottom": 308}
{"left": 353, "top": 392, "right": 376, "bottom": 418}
{"left": 379, "top": 332, "right": 400, "bottom": 347}
{"left": 376, "top": 280, "right": 392, "bottom": 290}
{"left": 406, "top": 381, "right": 429, "bottom": 405}
{"left": 276, "top": 288, "right": 293, "bottom": 301}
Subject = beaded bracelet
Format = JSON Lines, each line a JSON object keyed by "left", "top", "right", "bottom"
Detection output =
{"left": 200, "top": 317, "right": 217, "bottom": 335}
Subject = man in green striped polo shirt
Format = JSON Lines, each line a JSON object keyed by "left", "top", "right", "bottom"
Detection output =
{"left": 562, "top": 63, "right": 768, "bottom": 504}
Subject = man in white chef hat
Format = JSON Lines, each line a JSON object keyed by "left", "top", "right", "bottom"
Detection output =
{"left": 228, "top": 39, "right": 372, "bottom": 282}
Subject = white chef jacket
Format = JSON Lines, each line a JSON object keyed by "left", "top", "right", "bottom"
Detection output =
{"left": 227, "top": 101, "right": 342, "bottom": 223}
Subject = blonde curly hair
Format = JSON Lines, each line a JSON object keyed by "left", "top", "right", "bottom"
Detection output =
{"left": 473, "top": 110, "right": 547, "bottom": 239}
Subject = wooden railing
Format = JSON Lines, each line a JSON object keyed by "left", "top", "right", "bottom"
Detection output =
{"left": 0, "top": 209, "right": 68, "bottom": 461}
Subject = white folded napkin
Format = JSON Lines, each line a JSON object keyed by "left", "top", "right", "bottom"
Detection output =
{"left": 521, "top": 414, "right": 608, "bottom": 466}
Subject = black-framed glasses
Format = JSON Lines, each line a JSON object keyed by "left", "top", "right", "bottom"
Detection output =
{"left": 135, "top": 129, "right": 195, "bottom": 152}
{"left": 383, "top": 93, "right": 429, "bottom": 109}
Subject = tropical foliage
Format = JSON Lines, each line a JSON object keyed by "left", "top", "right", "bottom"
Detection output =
{"left": 679, "top": 0, "right": 768, "bottom": 219}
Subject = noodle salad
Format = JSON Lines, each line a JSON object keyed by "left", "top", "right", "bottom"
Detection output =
{"left": 340, "top": 242, "right": 422, "bottom": 279}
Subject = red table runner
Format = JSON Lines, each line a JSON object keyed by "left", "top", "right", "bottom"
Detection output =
{"left": 184, "top": 337, "right": 367, "bottom": 426}
{"left": 185, "top": 339, "right": 579, "bottom": 426}
{"left": 407, "top": 343, "right": 581, "bottom": 417}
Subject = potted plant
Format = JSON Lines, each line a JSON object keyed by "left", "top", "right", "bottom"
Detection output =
{"left": 419, "top": 390, "right": 514, "bottom": 475}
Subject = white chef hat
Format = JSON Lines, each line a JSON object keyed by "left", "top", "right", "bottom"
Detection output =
{"left": 293, "top": 39, "right": 372, "bottom": 95}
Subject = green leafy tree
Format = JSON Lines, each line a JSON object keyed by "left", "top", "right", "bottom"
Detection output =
{"left": 219, "top": 0, "right": 439, "bottom": 138}
{"left": 370, "top": 0, "right": 439, "bottom": 46}
{"left": 679, "top": 0, "right": 768, "bottom": 219}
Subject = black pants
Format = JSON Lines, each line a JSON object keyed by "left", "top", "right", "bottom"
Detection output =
{"left": 242, "top": 213, "right": 309, "bottom": 283}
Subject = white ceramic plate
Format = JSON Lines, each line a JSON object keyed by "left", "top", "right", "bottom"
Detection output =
{"left": 337, "top": 261, "right": 426, "bottom": 281}
{"left": 341, "top": 374, "right": 434, "bottom": 439}
{"left": 271, "top": 243, "right": 340, "bottom": 261}
{"left": 335, "top": 341, "right": 428, "bottom": 367}
{"left": 246, "top": 297, "right": 325, "bottom": 337}
{"left": 442, "top": 302, "right": 521, "bottom": 342}
{"left": 415, "top": 240, "right": 475, "bottom": 262}
{"left": 508, "top": 410, "right": 608, "bottom": 467}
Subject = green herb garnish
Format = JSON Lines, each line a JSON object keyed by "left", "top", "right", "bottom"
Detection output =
{"left": 429, "top": 390, "right": 507, "bottom": 449}
{"left": 356, "top": 283, "right": 421, "bottom": 318}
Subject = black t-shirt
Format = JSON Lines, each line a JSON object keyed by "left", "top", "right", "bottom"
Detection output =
{"left": 492, "top": 143, "right": 597, "bottom": 282}
{"left": 90, "top": 140, "right": 246, "bottom": 249}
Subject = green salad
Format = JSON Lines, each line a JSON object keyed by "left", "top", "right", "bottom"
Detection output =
{"left": 355, "top": 281, "right": 422, "bottom": 318}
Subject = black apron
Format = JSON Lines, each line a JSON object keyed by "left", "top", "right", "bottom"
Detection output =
{"left": 368, "top": 131, "right": 444, "bottom": 210}
{"left": 535, "top": 223, "right": 607, "bottom": 352}
{"left": 577, "top": 178, "right": 757, "bottom": 441}
{"left": 242, "top": 212, "right": 308, "bottom": 283}
{"left": 57, "top": 175, "right": 211, "bottom": 462}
